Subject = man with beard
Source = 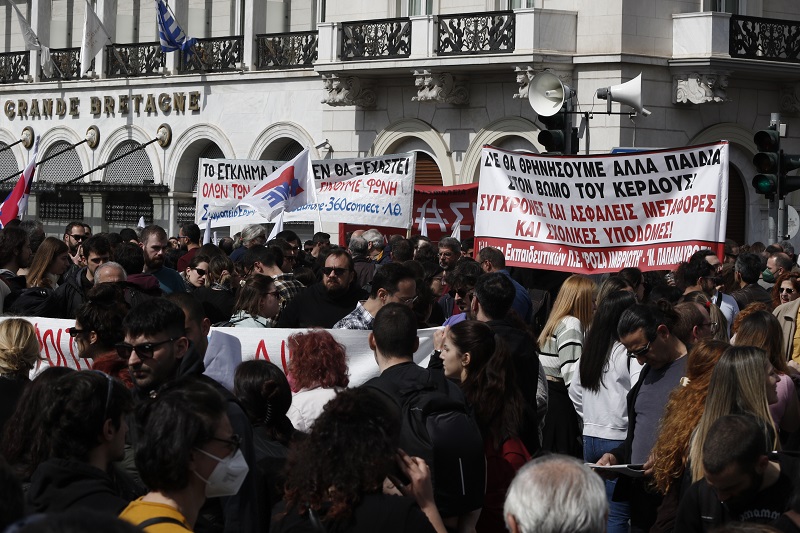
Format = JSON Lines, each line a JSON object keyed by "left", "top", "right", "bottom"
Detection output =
{"left": 139, "top": 225, "right": 185, "bottom": 294}
{"left": 52, "top": 235, "right": 111, "bottom": 318}
{"left": 175, "top": 222, "right": 201, "bottom": 272}
{"left": 277, "top": 249, "right": 367, "bottom": 328}
{"left": 63, "top": 221, "right": 86, "bottom": 266}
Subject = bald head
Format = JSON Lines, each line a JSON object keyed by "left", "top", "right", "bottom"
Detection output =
{"left": 94, "top": 261, "right": 127, "bottom": 285}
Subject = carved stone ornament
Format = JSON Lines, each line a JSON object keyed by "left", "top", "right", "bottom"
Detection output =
{"left": 673, "top": 72, "right": 730, "bottom": 104}
{"left": 512, "top": 66, "right": 535, "bottom": 100}
{"left": 411, "top": 70, "right": 470, "bottom": 105}
{"left": 321, "top": 74, "right": 376, "bottom": 108}
{"left": 780, "top": 85, "right": 800, "bottom": 115}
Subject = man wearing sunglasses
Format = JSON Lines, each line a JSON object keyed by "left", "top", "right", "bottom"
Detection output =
{"left": 596, "top": 303, "right": 688, "bottom": 532}
{"left": 277, "top": 249, "right": 367, "bottom": 328}
{"left": 333, "top": 263, "right": 416, "bottom": 330}
{"left": 121, "top": 298, "right": 262, "bottom": 532}
{"left": 63, "top": 220, "right": 86, "bottom": 265}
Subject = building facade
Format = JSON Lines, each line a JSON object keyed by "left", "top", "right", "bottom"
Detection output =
{"left": 0, "top": 0, "right": 798, "bottom": 245}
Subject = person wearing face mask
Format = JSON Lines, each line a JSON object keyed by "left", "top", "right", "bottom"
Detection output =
{"left": 760, "top": 252, "right": 793, "bottom": 291}
{"left": 674, "top": 414, "right": 800, "bottom": 532}
{"left": 119, "top": 377, "right": 250, "bottom": 531}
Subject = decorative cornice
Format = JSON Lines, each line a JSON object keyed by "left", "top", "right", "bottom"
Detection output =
{"left": 673, "top": 71, "right": 730, "bottom": 104}
{"left": 321, "top": 74, "right": 376, "bottom": 108}
{"left": 411, "top": 70, "right": 469, "bottom": 105}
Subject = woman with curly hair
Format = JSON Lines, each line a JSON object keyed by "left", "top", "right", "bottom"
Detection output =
{"left": 569, "top": 289, "right": 639, "bottom": 533}
{"left": 537, "top": 274, "right": 595, "bottom": 457}
{"left": 234, "top": 360, "right": 297, "bottom": 505}
{"left": 272, "top": 387, "right": 446, "bottom": 533}
{"left": 647, "top": 339, "right": 729, "bottom": 533}
{"left": 439, "top": 320, "right": 528, "bottom": 533}
{"left": 733, "top": 310, "right": 800, "bottom": 440}
{"left": 286, "top": 330, "right": 349, "bottom": 432}
{"left": 0, "top": 318, "right": 41, "bottom": 434}
{"left": 772, "top": 271, "right": 800, "bottom": 309}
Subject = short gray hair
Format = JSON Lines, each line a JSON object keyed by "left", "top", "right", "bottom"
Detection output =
{"left": 94, "top": 261, "right": 127, "bottom": 285}
{"left": 241, "top": 224, "right": 266, "bottom": 245}
{"left": 504, "top": 455, "right": 607, "bottom": 533}
{"left": 362, "top": 229, "right": 385, "bottom": 250}
{"left": 349, "top": 235, "right": 369, "bottom": 255}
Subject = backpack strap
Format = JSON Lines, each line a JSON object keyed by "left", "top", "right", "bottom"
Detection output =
{"left": 137, "top": 516, "right": 190, "bottom": 531}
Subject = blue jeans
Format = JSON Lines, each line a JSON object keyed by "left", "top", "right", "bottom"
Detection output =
{"left": 584, "top": 436, "right": 631, "bottom": 533}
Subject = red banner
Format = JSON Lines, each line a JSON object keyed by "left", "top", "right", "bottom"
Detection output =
{"left": 339, "top": 183, "right": 478, "bottom": 244}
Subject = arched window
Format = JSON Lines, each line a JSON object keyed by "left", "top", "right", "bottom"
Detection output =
{"left": 0, "top": 143, "right": 19, "bottom": 179}
{"left": 38, "top": 141, "right": 83, "bottom": 183}
{"left": 191, "top": 142, "right": 224, "bottom": 193}
{"left": 105, "top": 140, "right": 154, "bottom": 184}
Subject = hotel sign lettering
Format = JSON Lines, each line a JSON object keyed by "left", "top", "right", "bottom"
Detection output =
{"left": 3, "top": 91, "right": 202, "bottom": 120}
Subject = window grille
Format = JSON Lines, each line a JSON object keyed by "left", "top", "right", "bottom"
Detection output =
{"left": 105, "top": 192, "right": 153, "bottom": 224}
{"left": 39, "top": 191, "right": 84, "bottom": 220}
{"left": 38, "top": 141, "right": 83, "bottom": 183}
{"left": 277, "top": 141, "right": 303, "bottom": 161}
{"left": 0, "top": 143, "right": 20, "bottom": 178}
{"left": 105, "top": 140, "right": 154, "bottom": 184}
{"left": 177, "top": 203, "right": 196, "bottom": 224}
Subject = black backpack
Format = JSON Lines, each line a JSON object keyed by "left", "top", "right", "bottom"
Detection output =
{"left": 366, "top": 370, "right": 486, "bottom": 518}
{"left": 7, "top": 287, "right": 58, "bottom": 317}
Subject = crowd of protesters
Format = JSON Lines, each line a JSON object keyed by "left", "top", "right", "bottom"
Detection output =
{"left": 0, "top": 218, "right": 797, "bottom": 533}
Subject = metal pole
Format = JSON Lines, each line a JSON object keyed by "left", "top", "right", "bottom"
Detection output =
{"left": 0, "top": 139, "right": 88, "bottom": 184}
{"left": 60, "top": 137, "right": 160, "bottom": 185}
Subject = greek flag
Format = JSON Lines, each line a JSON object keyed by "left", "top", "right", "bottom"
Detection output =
{"left": 155, "top": 0, "right": 196, "bottom": 55}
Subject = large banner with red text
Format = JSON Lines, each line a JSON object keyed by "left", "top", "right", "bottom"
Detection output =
{"left": 474, "top": 142, "right": 729, "bottom": 273}
{"left": 196, "top": 153, "right": 416, "bottom": 229}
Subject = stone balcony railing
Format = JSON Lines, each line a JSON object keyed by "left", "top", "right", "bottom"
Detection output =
{"left": 673, "top": 12, "right": 800, "bottom": 64}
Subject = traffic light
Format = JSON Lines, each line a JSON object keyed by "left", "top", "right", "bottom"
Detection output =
{"left": 781, "top": 153, "right": 800, "bottom": 196}
{"left": 537, "top": 108, "right": 578, "bottom": 155}
{"left": 752, "top": 126, "right": 780, "bottom": 199}
{"left": 538, "top": 111, "right": 566, "bottom": 155}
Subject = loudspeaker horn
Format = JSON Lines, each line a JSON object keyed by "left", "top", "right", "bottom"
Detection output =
{"left": 596, "top": 73, "right": 651, "bottom": 116}
{"left": 529, "top": 72, "right": 567, "bottom": 117}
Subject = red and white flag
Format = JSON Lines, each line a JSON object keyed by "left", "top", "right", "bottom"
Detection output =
{"left": 236, "top": 148, "right": 316, "bottom": 221}
{"left": 0, "top": 137, "right": 39, "bottom": 228}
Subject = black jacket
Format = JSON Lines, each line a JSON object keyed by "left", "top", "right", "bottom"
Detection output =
{"left": 277, "top": 282, "right": 367, "bottom": 328}
{"left": 26, "top": 458, "right": 129, "bottom": 515}
{"left": 52, "top": 266, "right": 91, "bottom": 319}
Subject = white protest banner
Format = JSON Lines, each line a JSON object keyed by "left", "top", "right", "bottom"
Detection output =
{"left": 474, "top": 142, "right": 729, "bottom": 273}
{"left": 196, "top": 153, "right": 417, "bottom": 229}
{"left": 17, "top": 317, "right": 436, "bottom": 387}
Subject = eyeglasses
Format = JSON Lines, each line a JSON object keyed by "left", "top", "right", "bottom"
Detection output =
{"left": 626, "top": 342, "right": 651, "bottom": 359}
{"left": 438, "top": 251, "right": 454, "bottom": 258}
{"left": 68, "top": 234, "right": 85, "bottom": 241}
{"left": 192, "top": 268, "right": 207, "bottom": 276}
{"left": 398, "top": 295, "right": 418, "bottom": 305}
{"left": 115, "top": 337, "right": 176, "bottom": 359}
{"left": 781, "top": 288, "right": 795, "bottom": 294}
{"left": 89, "top": 370, "right": 114, "bottom": 421}
{"left": 701, "top": 322, "right": 719, "bottom": 333}
{"left": 322, "top": 267, "right": 348, "bottom": 277}
{"left": 67, "top": 327, "right": 86, "bottom": 338}
{"left": 210, "top": 434, "right": 242, "bottom": 454}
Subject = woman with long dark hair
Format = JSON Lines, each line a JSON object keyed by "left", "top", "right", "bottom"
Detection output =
{"left": 568, "top": 289, "right": 638, "bottom": 533}
{"left": 440, "top": 320, "right": 529, "bottom": 533}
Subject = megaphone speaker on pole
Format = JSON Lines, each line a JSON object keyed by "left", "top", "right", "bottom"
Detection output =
{"left": 528, "top": 71, "right": 567, "bottom": 117}
{"left": 596, "top": 73, "right": 651, "bottom": 116}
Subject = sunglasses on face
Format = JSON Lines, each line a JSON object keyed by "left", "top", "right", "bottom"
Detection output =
{"left": 115, "top": 337, "right": 176, "bottom": 359}
{"left": 781, "top": 288, "right": 795, "bottom": 294}
{"left": 192, "top": 268, "right": 207, "bottom": 276}
{"left": 67, "top": 327, "right": 86, "bottom": 338}
{"left": 626, "top": 341, "right": 651, "bottom": 360}
{"left": 69, "top": 234, "right": 85, "bottom": 241}
{"left": 322, "top": 267, "right": 348, "bottom": 277}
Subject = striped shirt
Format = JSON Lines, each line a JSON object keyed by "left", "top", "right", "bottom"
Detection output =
{"left": 538, "top": 315, "right": 584, "bottom": 387}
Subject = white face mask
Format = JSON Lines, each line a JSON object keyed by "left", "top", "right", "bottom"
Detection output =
{"left": 193, "top": 448, "right": 249, "bottom": 498}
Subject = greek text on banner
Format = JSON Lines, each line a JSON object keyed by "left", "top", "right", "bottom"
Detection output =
{"left": 474, "top": 142, "right": 729, "bottom": 273}
{"left": 196, "top": 153, "right": 416, "bottom": 229}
